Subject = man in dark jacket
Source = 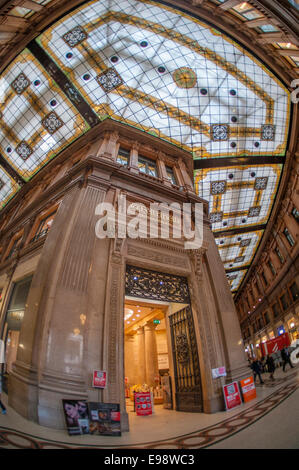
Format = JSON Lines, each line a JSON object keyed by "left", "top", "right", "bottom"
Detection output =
{"left": 281, "top": 347, "right": 294, "bottom": 372}
{"left": 250, "top": 358, "right": 264, "bottom": 384}
{"left": 265, "top": 355, "right": 275, "bottom": 380}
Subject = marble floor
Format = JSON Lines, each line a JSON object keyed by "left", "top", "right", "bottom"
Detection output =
{"left": 0, "top": 365, "right": 298, "bottom": 450}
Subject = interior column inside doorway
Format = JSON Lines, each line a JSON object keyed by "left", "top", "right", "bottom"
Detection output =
{"left": 144, "top": 322, "right": 159, "bottom": 387}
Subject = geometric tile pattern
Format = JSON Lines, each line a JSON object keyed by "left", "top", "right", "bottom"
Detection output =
{"left": 0, "top": 50, "right": 86, "bottom": 182}
{"left": 96, "top": 68, "right": 123, "bottom": 92}
{"left": 37, "top": 0, "right": 290, "bottom": 158}
{"left": 41, "top": 112, "right": 64, "bottom": 135}
{"left": 11, "top": 73, "right": 30, "bottom": 95}
{"left": 62, "top": 26, "right": 87, "bottom": 47}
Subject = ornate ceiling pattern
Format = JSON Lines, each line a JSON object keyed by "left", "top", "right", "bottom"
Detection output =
{"left": 0, "top": 0, "right": 295, "bottom": 294}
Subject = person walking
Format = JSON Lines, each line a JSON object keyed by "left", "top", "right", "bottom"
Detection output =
{"left": 281, "top": 347, "right": 294, "bottom": 372}
{"left": 250, "top": 358, "right": 264, "bottom": 384}
{"left": 0, "top": 340, "right": 7, "bottom": 415}
{"left": 265, "top": 355, "right": 275, "bottom": 380}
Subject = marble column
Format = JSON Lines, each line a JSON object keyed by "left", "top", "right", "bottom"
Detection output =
{"left": 136, "top": 326, "right": 146, "bottom": 384}
{"left": 129, "top": 142, "right": 140, "bottom": 175}
{"left": 144, "top": 322, "right": 159, "bottom": 386}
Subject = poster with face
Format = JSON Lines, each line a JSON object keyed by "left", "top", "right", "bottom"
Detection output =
{"left": 88, "top": 402, "right": 121, "bottom": 436}
{"left": 62, "top": 399, "right": 90, "bottom": 435}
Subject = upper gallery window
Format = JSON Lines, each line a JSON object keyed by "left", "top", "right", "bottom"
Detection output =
{"left": 283, "top": 228, "right": 295, "bottom": 247}
{"left": 291, "top": 207, "right": 299, "bottom": 222}
{"left": 31, "top": 212, "right": 56, "bottom": 243}
{"left": 117, "top": 148, "right": 130, "bottom": 166}
{"left": 267, "top": 261, "right": 276, "bottom": 276}
{"left": 138, "top": 155, "right": 158, "bottom": 178}
{"left": 275, "top": 247, "right": 284, "bottom": 264}
{"left": 5, "top": 236, "right": 22, "bottom": 260}
{"left": 165, "top": 166, "right": 177, "bottom": 185}
{"left": 289, "top": 282, "right": 299, "bottom": 302}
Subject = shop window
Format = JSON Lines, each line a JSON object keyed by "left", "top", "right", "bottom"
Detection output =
{"left": 117, "top": 147, "right": 130, "bottom": 166}
{"left": 280, "top": 294, "right": 289, "bottom": 311}
{"left": 272, "top": 302, "right": 280, "bottom": 318}
{"left": 291, "top": 207, "right": 299, "bottom": 222}
{"left": 165, "top": 166, "right": 177, "bottom": 185}
{"left": 275, "top": 247, "right": 284, "bottom": 264}
{"left": 138, "top": 155, "right": 158, "bottom": 177}
{"left": 267, "top": 260, "right": 276, "bottom": 276}
{"left": 289, "top": 282, "right": 299, "bottom": 302}
{"left": 2, "top": 276, "right": 32, "bottom": 381}
{"left": 31, "top": 211, "right": 56, "bottom": 243}
{"left": 283, "top": 227, "right": 295, "bottom": 247}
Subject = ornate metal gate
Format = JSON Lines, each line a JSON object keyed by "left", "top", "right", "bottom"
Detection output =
{"left": 169, "top": 306, "right": 202, "bottom": 412}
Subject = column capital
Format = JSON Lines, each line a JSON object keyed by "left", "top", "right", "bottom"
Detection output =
{"left": 136, "top": 326, "right": 145, "bottom": 335}
{"left": 144, "top": 321, "right": 158, "bottom": 331}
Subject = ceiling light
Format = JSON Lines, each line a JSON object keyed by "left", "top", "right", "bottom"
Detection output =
{"left": 124, "top": 308, "right": 134, "bottom": 321}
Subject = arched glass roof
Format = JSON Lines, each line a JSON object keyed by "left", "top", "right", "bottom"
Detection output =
{"left": 0, "top": 0, "right": 291, "bottom": 293}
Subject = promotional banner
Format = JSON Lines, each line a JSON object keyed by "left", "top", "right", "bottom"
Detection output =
{"left": 89, "top": 402, "right": 121, "bottom": 436}
{"left": 223, "top": 382, "right": 242, "bottom": 411}
{"left": 92, "top": 370, "right": 107, "bottom": 388}
{"left": 134, "top": 392, "right": 153, "bottom": 416}
{"left": 261, "top": 333, "right": 290, "bottom": 356}
{"left": 239, "top": 376, "right": 256, "bottom": 403}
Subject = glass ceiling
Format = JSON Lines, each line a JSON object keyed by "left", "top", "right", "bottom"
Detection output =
{"left": 0, "top": 0, "right": 291, "bottom": 293}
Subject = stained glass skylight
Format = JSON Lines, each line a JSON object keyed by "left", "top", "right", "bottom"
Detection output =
{"left": 0, "top": 0, "right": 292, "bottom": 294}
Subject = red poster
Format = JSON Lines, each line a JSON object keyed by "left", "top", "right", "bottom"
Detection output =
{"left": 223, "top": 381, "right": 242, "bottom": 411}
{"left": 92, "top": 370, "right": 107, "bottom": 389}
{"left": 134, "top": 392, "right": 152, "bottom": 416}
{"left": 239, "top": 376, "right": 256, "bottom": 403}
{"left": 261, "top": 333, "right": 290, "bottom": 356}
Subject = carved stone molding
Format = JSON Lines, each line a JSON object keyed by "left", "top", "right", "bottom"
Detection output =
{"left": 187, "top": 247, "right": 207, "bottom": 283}
{"left": 127, "top": 243, "right": 189, "bottom": 269}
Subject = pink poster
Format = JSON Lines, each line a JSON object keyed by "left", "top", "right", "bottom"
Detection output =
{"left": 92, "top": 370, "right": 107, "bottom": 388}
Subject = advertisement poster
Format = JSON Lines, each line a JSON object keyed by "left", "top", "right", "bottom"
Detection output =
{"left": 134, "top": 392, "right": 153, "bottom": 416}
{"left": 261, "top": 333, "right": 290, "bottom": 356}
{"left": 212, "top": 366, "right": 227, "bottom": 379}
{"left": 223, "top": 382, "right": 242, "bottom": 411}
{"left": 62, "top": 399, "right": 90, "bottom": 435}
{"left": 92, "top": 370, "right": 107, "bottom": 388}
{"left": 239, "top": 376, "right": 256, "bottom": 403}
{"left": 88, "top": 402, "right": 121, "bottom": 436}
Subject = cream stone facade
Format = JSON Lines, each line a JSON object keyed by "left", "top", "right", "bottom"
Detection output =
{"left": 0, "top": 123, "right": 249, "bottom": 430}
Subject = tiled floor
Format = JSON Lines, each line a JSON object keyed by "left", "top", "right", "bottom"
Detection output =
{"left": 0, "top": 366, "right": 298, "bottom": 449}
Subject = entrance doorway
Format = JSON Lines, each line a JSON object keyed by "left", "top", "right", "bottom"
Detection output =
{"left": 124, "top": 265, "right": 203, "bottom": 413}
{"left": 1, "top": 276, "right": 32, "bottom": 392}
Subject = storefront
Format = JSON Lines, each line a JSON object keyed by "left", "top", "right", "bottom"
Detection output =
{"left": 287, "top": 318, "right": 299, "bottom": 342}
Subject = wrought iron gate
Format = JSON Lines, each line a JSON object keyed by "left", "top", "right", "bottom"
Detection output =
{"left": 169, "top": 306, "right": 202, "bottom": 412}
